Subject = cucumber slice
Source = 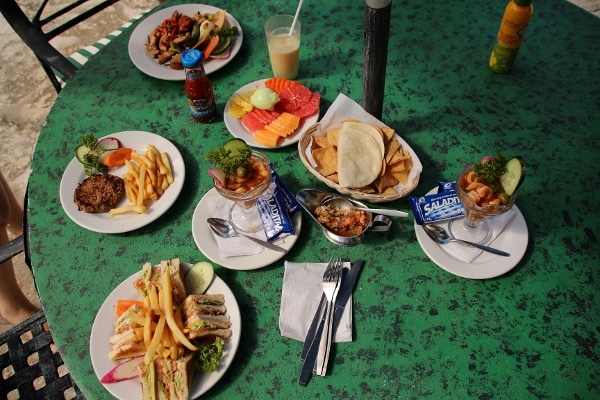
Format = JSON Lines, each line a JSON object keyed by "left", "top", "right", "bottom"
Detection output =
{"left": 500, "top": 157, "right": 524, "bottom": 196}
{"left": 222, "top": 138, "right": 248, "bottom": 158}
{"left": 185, "top": 261, "right": 215, "bottom": 294}
{"left": 76, "top": 145, "right": 91, "bottom": 163}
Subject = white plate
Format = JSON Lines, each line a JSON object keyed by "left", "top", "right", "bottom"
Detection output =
{"left": 414, "top": 187, "right": 528, "bottom": 279}
{"left": 90, "top": 263, "right": 241, "bottom": 399}
{"left": 128, "top": 4, "right": 243, "bottom": 80}
{"left": 192, "top": 188, "right": 302, "bottom": 270}
{"left": 223, "top": 79, "right": 320, "bottom": 148}
{"left": 59, "top": 131, "right": 185, "bottom": 233}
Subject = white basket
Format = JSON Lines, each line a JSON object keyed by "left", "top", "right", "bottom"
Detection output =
{"left": 298, "top": 123, "right": 421, "bottom": 203}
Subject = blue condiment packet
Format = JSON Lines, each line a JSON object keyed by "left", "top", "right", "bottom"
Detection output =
{"left": 270, "top": 163, "right": 301, "bottom": 216}
{"left": 409, "top": 185, "right": 464, "bottom": 225}
{"left": 438, "top": 181, "right": 456, "bottom": 193}
{"left": 258, "top": 182, "right": 295, "bottom": 241}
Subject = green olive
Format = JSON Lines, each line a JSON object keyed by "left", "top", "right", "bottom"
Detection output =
{"left": 498, "top": 192, "right": 510, "bottom": 205}
{"left": 236, "top": 166, "right": 249, "bottom": 179}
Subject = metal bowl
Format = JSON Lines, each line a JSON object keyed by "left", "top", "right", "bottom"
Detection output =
{"left": 296, "top": 188, "right": 392, "bottom": 246}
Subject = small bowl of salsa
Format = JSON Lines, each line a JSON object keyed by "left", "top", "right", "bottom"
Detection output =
{"left": 296, "top": 188, "right": 392, "bottom": 246}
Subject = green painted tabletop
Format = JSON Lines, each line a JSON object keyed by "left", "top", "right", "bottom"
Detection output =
{"left": 28, "top": 0, "right": 599, "bottom": 398}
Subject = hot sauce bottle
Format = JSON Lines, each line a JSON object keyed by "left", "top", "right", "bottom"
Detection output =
{"left": 489, "top": 0, "right": 533, "bottom": 74}
{"left": 181, "top": 49, "right": 216, "bottom": 122}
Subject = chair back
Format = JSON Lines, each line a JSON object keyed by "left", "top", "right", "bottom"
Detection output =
{"left": 0, "top": 311, "right": 84, "bottom": 399}
{"left": 0, "top": 0, "right": 121, "bottom": 93}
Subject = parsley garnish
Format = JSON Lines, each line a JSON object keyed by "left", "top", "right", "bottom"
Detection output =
{"left": 79, "top": 134, "right": 108, "bottom": 175}
{"left": 472, "top": 153, "right": 507, "bottom": 193}
{"left": 206, "top": 146, "right": 252, "bottom": 177}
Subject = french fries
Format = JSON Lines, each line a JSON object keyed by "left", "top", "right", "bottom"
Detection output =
{"left": 124, "top": 262, "right": 197, "bottom": 372}
{"left": 109, "top": 144, "right": 173, "bottom": 217}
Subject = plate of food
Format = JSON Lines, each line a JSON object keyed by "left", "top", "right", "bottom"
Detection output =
{"left": 90, "top": 260, "right": 241, "bottom": 399}
{"left": 224, "top": 78, "right": 320, "bottom": 148}
{"left": 414, "top": 187, "right": 529, "bottom": 279}
{"left": 192, "top": 188, "right": 302, "bottom": 269}
{"left": 128, "top": 4, "right": 243, "bottom": 80}
{"left": 59, "top": 131, "right": 185, "bottom": 233}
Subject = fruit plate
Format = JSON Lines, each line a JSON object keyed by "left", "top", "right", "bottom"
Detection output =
{"left": 128, "top": 4, "right": 243, "bottom": 80}
{"left": 223, "top": 79, "right": 320, "bottom": 149}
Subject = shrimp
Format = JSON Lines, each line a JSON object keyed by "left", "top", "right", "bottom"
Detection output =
{"left": 465, "top": 181, "right": 484, "bottom": 191}
{"left": 476, "top": 184, "right": 494, "bottom": 200}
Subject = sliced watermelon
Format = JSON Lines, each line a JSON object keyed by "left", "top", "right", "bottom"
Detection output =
{"left": 294, "top": 92, "right": 320, "bottom": 118}
{"left": 241, "top": 112, "right": 265, "bottom": 132}
{"left": 252, "top": 109, "right": 280, "bottom": 125}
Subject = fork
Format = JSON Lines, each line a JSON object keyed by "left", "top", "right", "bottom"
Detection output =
{"left": 314, "top": 257, "right": 343, "bottom": 376}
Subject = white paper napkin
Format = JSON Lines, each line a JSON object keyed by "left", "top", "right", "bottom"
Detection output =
{"left": 207, "top": 196, "right": 266, "bottom": 257}
{"left": 444, "top": 209, "right": 516, "bottom": 263}
{"left": 279, "top": 261, "right": 353, "bottom": 343}
{"left": 304, "top": 93, "right": 423, "bottom": 192}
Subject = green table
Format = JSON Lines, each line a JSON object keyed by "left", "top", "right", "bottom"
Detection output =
{"left": 28, "top": 0, "right": 600, "bottom": 398}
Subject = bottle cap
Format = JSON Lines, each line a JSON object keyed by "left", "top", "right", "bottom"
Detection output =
{"left": 181, "top": 49, "right": 203, "bottom": 68}
{"left": 513, "top": 0, "right": 532, "bottom": 6}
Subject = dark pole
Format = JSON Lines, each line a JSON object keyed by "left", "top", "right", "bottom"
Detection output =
{"left": 362, "top": 0, "right": 391, "bottom": 120}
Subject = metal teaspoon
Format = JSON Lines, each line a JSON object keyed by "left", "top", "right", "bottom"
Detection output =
{"left": 207, "top": 218, "right": 286, "bottom": 252}
{"left": 422, "top": 223, "right": 510, "bottom": 257}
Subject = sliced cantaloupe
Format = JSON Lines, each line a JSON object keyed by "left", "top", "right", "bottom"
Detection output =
{"left": 263, "top": 112, "right": 300, "bottom": 137}
{"left": 254, "top": 129, "right": 281, "bottom": 147}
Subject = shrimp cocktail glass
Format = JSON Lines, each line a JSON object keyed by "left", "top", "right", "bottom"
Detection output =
{"left": 451, "top": 155, "right": 525, "bottom": 244}
{"left": 207, "top": 139, "right": 271, "bottom": 233}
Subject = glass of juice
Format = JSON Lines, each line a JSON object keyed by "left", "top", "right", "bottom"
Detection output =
{"left": 264, "top": 14, "right": 301, "bottom": 79}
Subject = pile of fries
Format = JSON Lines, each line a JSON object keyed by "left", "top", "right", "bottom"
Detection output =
{"left": 109, "top": 144, "right": 173, "bottom": 217}
{"left": 141, "top": 263, "right": 197, "bottom": 366}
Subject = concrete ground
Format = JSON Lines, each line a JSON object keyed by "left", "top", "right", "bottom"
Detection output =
{"left": 0, "top": 0, "right": 598, "bottom": 334}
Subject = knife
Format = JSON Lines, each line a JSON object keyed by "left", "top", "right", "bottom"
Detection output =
{"left": 298, "top": 260, "right": 364, "bottom": 386}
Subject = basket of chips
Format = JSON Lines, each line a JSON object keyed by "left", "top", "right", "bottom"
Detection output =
{"left": 298, "top": 121, "right": 422, "bottom": 203}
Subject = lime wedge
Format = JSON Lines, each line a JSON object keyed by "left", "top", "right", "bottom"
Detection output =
{"left": 212, "top": 35, "right": 231, "bottom": 55}
{"left": 185, "top": 261, "right": 214, "bottom": 294}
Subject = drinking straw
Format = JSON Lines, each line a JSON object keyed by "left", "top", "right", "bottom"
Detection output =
{"left": 289, "top": 0, "right": 303, "bottom": 36}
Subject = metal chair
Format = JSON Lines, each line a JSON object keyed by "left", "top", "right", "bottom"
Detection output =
{"left": 1, "top": 195, "right": 84, "bottom": 399}
{"left": 0, "top": 0, "right": 120, "bottom": 93}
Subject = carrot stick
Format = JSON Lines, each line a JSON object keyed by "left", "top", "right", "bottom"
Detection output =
{"left": 115, "top": 299, "right": 144, "bottom": 316}
{"left": 103, "top": 147, "right": 133, "bottom": 168}
{"left": 203, "top": 35, "right": 221, "bottom": 60}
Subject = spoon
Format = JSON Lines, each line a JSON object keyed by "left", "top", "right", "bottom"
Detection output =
{"left": 207, "top": 218, "right": 286, "bottom": 252}
{"left": 422, "top": 223, "right": 510, "bottom": 257}
{"left": 324, "top": 197, "right": 408, "bottom": 218}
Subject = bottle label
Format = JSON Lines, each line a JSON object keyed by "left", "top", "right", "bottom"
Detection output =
{"left": 489, "top": 42, "right": 519, "bottom": 73}
{"left": 187, "top": 95, "right": 216, "bottom": 120}
{"left": 497, "top": 17, "right": 530, "bottom": 48}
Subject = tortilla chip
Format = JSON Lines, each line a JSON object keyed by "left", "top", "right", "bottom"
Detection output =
{"left": 391, "top": 169, "right": 410, "bottom": 184}
{"left": 327, "top": 173, "right": 339, "bottom": 183}
{"left": 384, "top": 140, "right": 402, "bottom": 164}
{"left": 381, "top": 126, "right": 395, "bottom": 143}
{"left": 326, "top": 129, "right": 341, "bottom": 147}
{"left": 372, "top": 171, "right": 400, "bottom": 193}
{"left": 313, "top": 147, "right": 338, "bottom": 177}
{"left": 313, "top": 135, "right": 330, "bottom": 149}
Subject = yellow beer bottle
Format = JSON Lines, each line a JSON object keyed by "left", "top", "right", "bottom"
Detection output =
{"left": 489, "top": 0, "right": 533, "bottom": 73}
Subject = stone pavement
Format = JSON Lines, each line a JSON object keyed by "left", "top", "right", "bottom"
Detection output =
{"left": 0, "top": 0, "right": 598, "bottom": 334}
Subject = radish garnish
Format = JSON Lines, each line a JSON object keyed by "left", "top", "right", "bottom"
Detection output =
{"left": 480, "top": 155, "right": 497, "bottom": 163}
{"left": 96, "top": 137, "right": 121, "bottom": 151}
{"left": 100, "top": 356, "right": 144, "bottom": 384}
{"left": 208, "top": 168, "right": 226, "bottom": 187}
